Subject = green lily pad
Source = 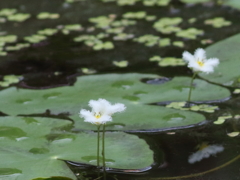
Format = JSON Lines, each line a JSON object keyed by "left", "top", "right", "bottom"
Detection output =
{"left": 173, "top": 41, "right": 184, "bottom": 48}
{"left": 0, "top": 75, "right": 22, "bottom": 87}
{"left": 153, "top": 17, "right": 182, "bottom": 34}
{"left": 158, "top": 57, "right": 186, "bottom": 66}
{"left": 0, "top": 116, "right": 154, "bottom": 179}
{"left": 37, "top": 12, "right": 60, "bottom": 19}
{"left": 89, "top": 16, "right": 114, "bottom": 28}
{"left": 0, "top": 74, "right": 230, "bottom": 131}
{"left": 117, "top": 0, "right": 140, "bottom": 6}
{"left": 38, "top": 28, "right": 58, "bottom": 36}
{"left": 0, "top": 35, "right": 17, "bottom": 43}
{"left": 143, "top": 0, "right": 170, "bottom": 6}
{"left": 81, "top": 68, "right": 96, "bottom": 74}
{"left": 180, "top": 0, "right": 210, "bottom": 3}
{"left": 159, "top": 38, "right": 171, "bottom": 47}
{"left": 219, "top": 0, "right": 240, "bottom": 10}
{"left": 113, "top": 33, "right": 134, "bottom": 40}
{"left": 204, "top": 17, "right": 231, "bottom": 28}
{"left": 7, "top": 13, "right": 30, "bottom": 22}
{"left": 24, "top": 34, "right": 47, "bottom": 43}
{"left": 200, "top": 33, "right": 240, "bottom": 87}
{"left": 149, "top": 56, "right": 161, "bottom": 62}
{"left": 134, "top": 34, "right": 160, "bottom": 47}
{"left": 113, "top": 60, "right": 128, "bottom": 67}
{"left": 5, "top": 43, "right": 30, "bottom": 51}
{"left": 176, "top": 28, "right": 203, "bottom": 39}
{"left": 166, "top": 102, "right": 218, "bottom": 113}
{"left": 123, "top": 11, "right": 147, "bottom": 19}
{"left": 0, "top": 9, "right": 17, "bottom": 16}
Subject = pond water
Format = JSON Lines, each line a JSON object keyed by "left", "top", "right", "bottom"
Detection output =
{"left": 0, "top": 0, "right": 240, "bottom": 180}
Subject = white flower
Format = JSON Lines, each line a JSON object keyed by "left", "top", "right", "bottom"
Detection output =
{"left": 188, "top": 142, "right": 224, "bottom": 164}
{"left": 182, "top": 48, "right": 219, "bottom": 73}
{"left": 79, "top": 98, "right": 126, "bottom": 125}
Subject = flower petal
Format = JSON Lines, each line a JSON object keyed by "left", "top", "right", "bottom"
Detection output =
{"left": 88, "top": 99, "right": 105, "bottom": 113}
{"left": 108, "top": 103, "right": 126, "bottom": 114}
{"left": 182, "top": 51, "right": 195, "bottom": 63}
{"left": 79, "top": 109, "right": 97, "bottom": 123}
{"left": 194, "top": 48, "right": 206, "bottom": 60}
{"left": 204, "top": 58, "right": 219, "bottom": 67}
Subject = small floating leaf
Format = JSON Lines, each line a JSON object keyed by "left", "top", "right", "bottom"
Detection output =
{"left": 227, "top": 132, "right": 239, "bottom": 137}
{"left": 0, "top": 35, "right": 17, "bottom": 43}
{"left": 81, "top": 68, "right": 96, "bottom": 74}
{"left": 176, "top": 28, "right": 204, "bottom": 39}
{"left": 24, "top": 34, "right": 46, "bottom": 43}
{"left": 38, "top": 28, "right": 58, "bottom": 36}
{"left": 204, "top": 17, "right": 232, "bottom": 28}
{"left": 159, "top": 38, "right": 170, "bottom": 47}
{"left": 123, "top": 11, "right": 147, "bottom": 19}
{"left": 149, "top": 56, "right": 161, "bottom": 62}
{"left": 113, "top": 60, "right": 128, "bottom": 67}
{"left": 173, "top": 41, "right": 184, "bottom": 47}
{"left": 37, "top": 12, "right": 60, "bottom": 19}
{"left": 158, "top": 57, "right": 186, "bottom": 66}
{"left": 0, "top": 9, "right": 17, "bottom": 16}
{"left": 7, "top": 13, "right": 30, "bottom": 22}
{"left": 153, "top": 17, "right": 182, "bottom": 34}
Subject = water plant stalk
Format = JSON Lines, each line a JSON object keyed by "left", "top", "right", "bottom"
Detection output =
{"left": 97, "top": 125, "right": 101, "bottom": 167}
{"left": 188, "top": 72, "right": 197, "bottom": 102}
{"left": 102, "top": 124, "right": 106, "bottom": 180}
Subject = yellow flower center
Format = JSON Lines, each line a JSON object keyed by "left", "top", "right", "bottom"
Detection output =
{"left": 94, "top": 112, "right": 101, "bottom": 119}
{"left": 198, "top": 142, "right": 209, "bottom": 150}
{"left": 197, "top": 60, "right": 204, "bottom": 67}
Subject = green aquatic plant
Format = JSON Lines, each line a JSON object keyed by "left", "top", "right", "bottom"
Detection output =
{"left": 7, "top": 13, "right": 31, "bottom": 22}
{"left": 176, "top": 28, "right": 203, "bottom": 39}
{"left": 182, "top": 48, "right": 219, "bottom": 102}
{"left": 113, "top": 60, "right": 128, "bottom": 67}
{"left": 204, "top": 17, "right": 232, "bottom": 28}
{"left": 37, "top": 12, "right": 60, "bottom": 19}
{"left": 153, "top": 17, "right": 182, "bottom": 34}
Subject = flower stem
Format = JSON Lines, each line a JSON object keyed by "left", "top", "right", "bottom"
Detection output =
{"left": 97, "top": 125, "right": 101, "bottom": 168}
{"left": 188, "top": 72, "right": 197, "bottom": 102}
{"left": 102, "top": 124, "right": 106, "bottom": 180}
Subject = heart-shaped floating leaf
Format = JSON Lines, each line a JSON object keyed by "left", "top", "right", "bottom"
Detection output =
{"left": 199, "top": 33, "right": 240, "bottom": 87}
{"left": 0, "top": 73, "right": 229, "bottom": 131}
{"left": 0, "top": 117, "right": 154, "bottom": 180}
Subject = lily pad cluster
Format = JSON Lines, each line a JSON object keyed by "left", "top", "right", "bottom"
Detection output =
{"left": 0, "top": 8, "right": 30, "bottom": 22}
{"left": 149, "top": 56, "right": 185, "bottom": 66}
{"left": 176, "top": 28, "right": 204, "bottom": 39}
{"left": 0, "top": 117, "right": 154, "bottom": 180}
{"left": 0, "top": 75, "right": 22, "bottom": 87}
{"left": 153, "top": 17, "right": 182, "bottom": 34}
{"left": 37, "top": 12, "right": 60, "bottom": 19}
{"left": 166, "top": 102, "right": 219, "bottom": 113}
{"left": 143, "top": 0, "right": 171, "bottom": 6}
{"left": 204, "top": 17, "right": 232, "bottom": 28}
{"left": 74, "top": 34, "right": 114, "bottom": 50}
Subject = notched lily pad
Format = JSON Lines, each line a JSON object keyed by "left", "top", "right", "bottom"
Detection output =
{"left": 0, "top": 117, "right": 154, "bottom": 179}
{"left": 200, "top": 33, "right": 240, "bottom": 87}
{"left": 0, "top": 74, "right": 230, "bottom": 131}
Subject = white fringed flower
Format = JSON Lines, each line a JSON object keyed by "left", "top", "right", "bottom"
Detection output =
{"left": 188, "top": 142, "right": 224, "bottom": 164}
{"left": 79, "top": 98, "right": 126, "bottom": 125}
{"left": 182, "top": 48, "right": 219, "bottom": 73}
